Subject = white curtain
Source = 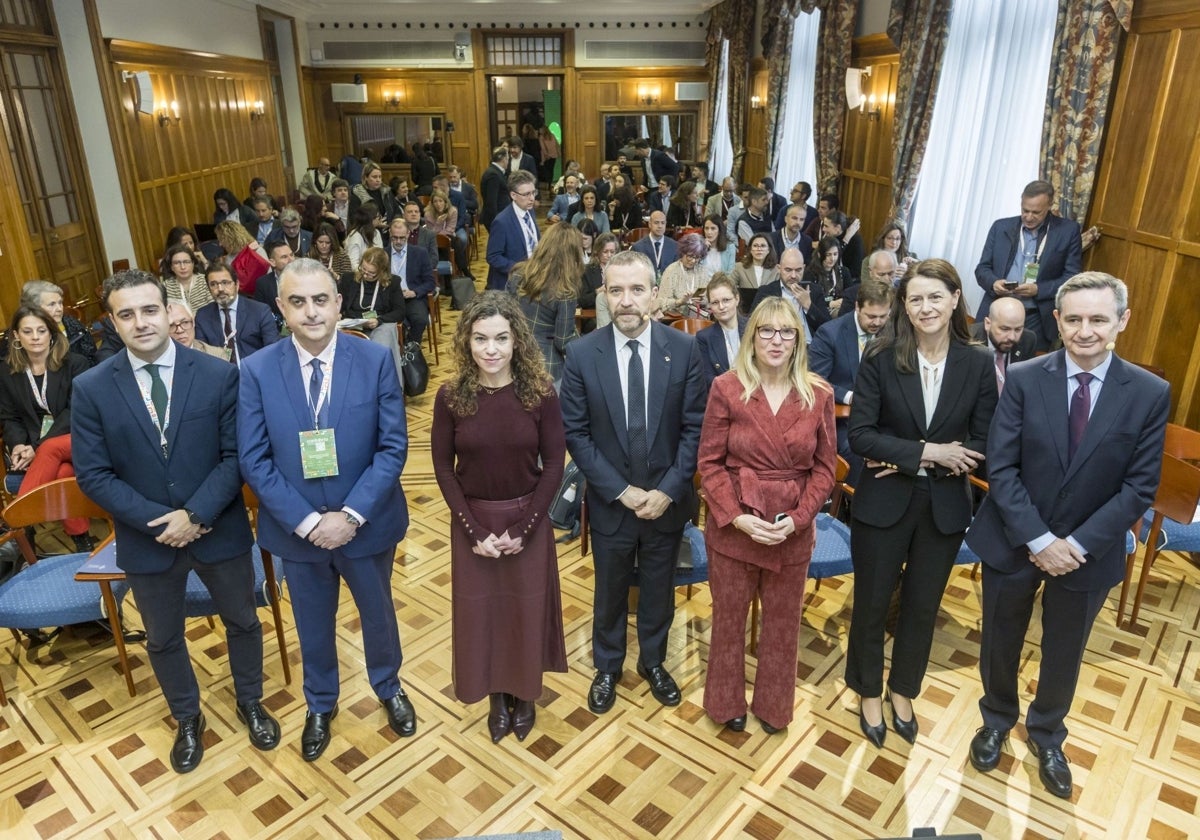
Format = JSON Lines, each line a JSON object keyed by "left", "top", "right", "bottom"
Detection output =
{"left": 771, "top": 10, "right": 820, "bottom": 193}
{"left": 907, "top": 0, "right": 1057, "bottom": 314}
{"left": 660, "top": 115, "right": 673, "bottom": 150}
{"left": 709, "top": 39, "right": 733, "bottom": 182}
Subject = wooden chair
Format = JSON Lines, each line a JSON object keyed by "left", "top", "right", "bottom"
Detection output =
{"left": 674, "top": 227, "right": 703, "bottom": 240}
{"left": 623, "top": 227, "right": 650, "bottom": 248}
{"left": 110, "top": 259, "right": 131, "bottom": 273}
{"left": 339, "top": 328, "right": 370, "bottom": 340}
{"left": 0, "top": 478, "right": 129, "bottom": 705}
{"left": 670, "top": 317, "right": 710, "bottom": 335}
{"left": 235, "top": 485, "right": 291, "bottom": 683}
{"left": 1117, "top": 423, "right": 1200, "bottom": 629}
{"left": 435, "top": 233, "right": 459, "bottom": 278}
{"left": 424, "top": 293, "right": 440, "bottom": 365}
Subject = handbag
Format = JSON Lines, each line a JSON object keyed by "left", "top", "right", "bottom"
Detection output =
{"left": 400, "top": 340, "right": 429, "bottom": 397}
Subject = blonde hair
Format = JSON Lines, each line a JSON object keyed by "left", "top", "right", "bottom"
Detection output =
{"left": 215, "top": 220, "right": 254, "bottom": 254}
{"left": 732, "top": 297, "right": 828, "bottom": 408}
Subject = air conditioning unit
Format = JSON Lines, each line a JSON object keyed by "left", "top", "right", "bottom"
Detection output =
{"left": 675, "top": 82, "right": 708, "bottom": 101}
{"left": 331, "top": 83, "right": 368, "bottom": 104}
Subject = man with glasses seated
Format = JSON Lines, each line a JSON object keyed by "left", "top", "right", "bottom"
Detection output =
{"left": 167, "top": 300, "right": 229, "bottom": 361}
{"left": 194, "top": 259, "right": 280, "bottom": 364}
{"left": 751, "top": 248, "right": 831, "bottom": 344}
{"left": 485, "top": 170, "right": 541, "bottom": 291}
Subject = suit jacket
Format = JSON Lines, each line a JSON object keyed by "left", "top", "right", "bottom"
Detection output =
{"left": 264, "top": 228, "right": 312, "bottom": 258}
{"left": 72, "top": 345, "right": 253, "bottom": 573}
{"left": 644, "top": 150, "right": 680, "bottom": 183}
{"left": 630, "top": 235, "right": 678, "bottom": 276}
{"left": 252, "top": 269, "right": 283, "bottom": 325}
{"left": 454, "top": 182, "right": 479, "bottom": 219}
{"left": 706, "top": 193, "right": 742, "bottom": 221}
{"left": 695, "top": 317, "right": 746, "bottom": 386}
{"left": 511, "top": 153, "right": 538, "bottom": 178}
{"left": 486, "top": 204, "right": 535, "bottom": 290}
{"left": 479, "top": 164, "right": 510, "bottom": 229}
{"left": 560, "top": 322, "right": 706, "bottom": 536}
{"left": 213, "top": 204, "right": 256, "bottom": 229}
{"left": 0, "top": 354, "right": 90, "bottom": 447}
{"left": 750, "top": 280, "right": 832, "bottom": 336}
{"left": 965, "top": 351, "right": 1169, "bottom": 591}
{"left": 974, "top": 213, "right": 1082, "bottom": 345}
{"left": 237, "top": 335, "right": 409, "bottom": 563}
{"left": 808, "top": 313, "right": 863, "bottom": 404}
{"left": 298, "top": 168, "right": 335, "bottom": 200}
{"left": 649, "top": 191, "right": 671, "bottom": 215}
{"left": 382, "top": 242, "right": 436, "bottom": 298}
{"left": 194, "top": 296, "right": 280, "bottom": 360}
{"left": 774, "top": 202, "right": 818, "bottom": 231}
{"left": 770, "top": 229, "right": 814, "bottom": 263}
{"left": 968, "top": 321, "right": 1037, "bottom": 371}
{"left": 848, "top": 342, "right": 998, "bottom": 534}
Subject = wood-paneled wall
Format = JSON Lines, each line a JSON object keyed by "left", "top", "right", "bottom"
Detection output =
{"left": 741, "top": 60, "right": 768, "bottom": 183}
{"left": 99, "top": 41, "right": 283, "bottom": 272}
{"left": 840, "top": 33, "right": 898, "bottom": 246}
{"left": 1087, "top": 1, "right": 1200, "bottom": 425}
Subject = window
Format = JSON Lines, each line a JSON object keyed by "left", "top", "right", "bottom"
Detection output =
{"left": 485, "top": 36, "right": 563, "bottom": 67}
{"left": 771, "top": 10, "right": 820, "bottom": 196}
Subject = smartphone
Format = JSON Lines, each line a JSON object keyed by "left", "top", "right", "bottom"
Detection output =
{"left": 774, "top": 513, "right": 789, "bottom": 524}
{"left": 1003, "top": 280, "right": 1019, "bottom": 290}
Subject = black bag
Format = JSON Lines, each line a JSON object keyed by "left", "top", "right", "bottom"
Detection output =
{"left": 549, "top": 459, "right": 584, "bottom": 537}
{"left": 400, "top": 340, "right": 429, "bottom": 397}
{"left": 451, "top": 275, "right": 476, "bottom": 310}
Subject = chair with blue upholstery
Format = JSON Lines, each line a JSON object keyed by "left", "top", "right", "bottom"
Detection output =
{"left": 1118, "top": 423, "right": 1200, "bottom": 630}
{"left": 0, "top": 477, "right": 129, "bottom": 706}
{"left": 181, "top": 485, "right": 291, "bottom": 684}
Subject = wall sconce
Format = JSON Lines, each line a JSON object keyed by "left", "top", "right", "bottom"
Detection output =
{"left": 751, "top": 95, "right": 764, "bottom": 111}
{"left": 156, "top": 100, "right": 180, "bottom": 127}
{"left": 382, "top": 88, "right": 403, "bottom": 107}
{"left": 636, "top": 84, "right": 661, "bottom": 107}
{"left": 249, "top": 100, "right": 266, "bottom": 121}
{"left": 865, "top": 94, "right": 881, "bottom": 121}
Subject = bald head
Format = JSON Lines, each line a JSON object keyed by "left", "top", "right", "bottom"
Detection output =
{"left": 985, "top": 296, "right": 1028, "bottom": 353}
{"left": 868, "top": 250, "right": 898, "bottom": 284}
{"left": 648, "top": 210, "right": 667, "bottom": 236}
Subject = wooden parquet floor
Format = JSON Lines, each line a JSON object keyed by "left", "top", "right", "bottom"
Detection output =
{"left": 3, "top": 242, "right": 1200, "bottom": 839}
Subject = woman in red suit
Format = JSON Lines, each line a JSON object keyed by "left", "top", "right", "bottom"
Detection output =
{"left": 698, "top": 296, "right": 837, "bottom": 734}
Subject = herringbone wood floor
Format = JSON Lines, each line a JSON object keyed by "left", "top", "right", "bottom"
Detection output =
{"left": 3, "top": 246, "right": 1200, "bottom": 839}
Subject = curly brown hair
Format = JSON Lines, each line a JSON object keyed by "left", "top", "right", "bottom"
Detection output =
{"left": 445, "top": 291, "right": 552, "bottom": 416}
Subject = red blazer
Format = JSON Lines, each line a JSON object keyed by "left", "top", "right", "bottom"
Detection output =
{"left": 698, "top": 372, "right": 837, "bottom": 571}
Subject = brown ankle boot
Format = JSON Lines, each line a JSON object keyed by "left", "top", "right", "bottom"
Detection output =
{"left": 487, "top": 693, "right": 512, "bottom": 742}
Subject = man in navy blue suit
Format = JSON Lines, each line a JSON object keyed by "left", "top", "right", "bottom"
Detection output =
{"left": 383, "top": 217, "right": 436, "bottom": 345}
{"left": 560, "top": 250, "right": 706, "bottom": 716}
{"left": 966, "top": 272, "right": 1169, "bottom": 799}
{"left": 633, "top": 138, "right": 679, "bottom": 187}
{"left": 73, "top": 269, "right": 278, "bottom": 775}
{"left": 238, "top": 258, "right": 414, "bottom": 761}
{"left": 975, "top": 180, "right": 1082, "bottom": 351}
{"left": 195, "top": 260, "right": 279, "bottom": 364}
{"left": 630, "top": 211, "right": 678, "bottom": 279}
{"left": 485, "top": 169, "right": 539, "bottom": 291}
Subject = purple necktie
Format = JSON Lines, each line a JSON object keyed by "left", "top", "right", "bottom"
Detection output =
{"left": 1068, "top": 372, "right": 1094, "bottom": 461}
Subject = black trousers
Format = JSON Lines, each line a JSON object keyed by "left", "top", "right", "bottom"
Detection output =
{"left": 590, "top": 519, "right": 683, "bottom": 674}
{"left": 978, "top": 561, "right": 1107, "bottom": 748}
{"left": 845, "top": 480, "right": 963, "bottom": 698}
{"left": 403, "top": 294, "right": 430, "bottom": 346}
{"left": 126, "top": 550, "right": 263, "bottom": 721}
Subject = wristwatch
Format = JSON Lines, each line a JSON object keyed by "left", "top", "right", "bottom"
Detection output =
{"left": 185, "top": 509, "right": 205, "bottom": 527}
{"left": 344, "top": 511, "right": 362, "bottom": 527}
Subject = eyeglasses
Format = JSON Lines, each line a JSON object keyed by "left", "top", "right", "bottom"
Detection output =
{"left": 208, "top": 278, "right": 236, "bottom": 288}
{"left": 512, "top": 190, "right": 537, "bottom": 199}
{"left": 170, "top": 259, "right": 194, "bottom": 267}
{"left": 168, "top": 319, "right": 194, "bottom": 332}
{"left": 757, "top": 326, "right": 798, "bottom": 341}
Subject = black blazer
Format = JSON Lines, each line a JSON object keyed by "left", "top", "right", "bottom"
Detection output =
{"left": 479, "top": 164, "right": 511, "bottom": 230}
{"left": 966, "top": 351, "right": 1170, "bottom": 591}
{"left": 695, "top": 317, "right": 747, "bottom": 386}
{"left": 338, "top": 272, "right": 406, "bottom": 324}
{"left": 0, "top": 354, "right": 90, "bottom": 448}
{"left": 968, "top": 321, "right": 1037, "bottom": 365}
{"left": 749, "top": 280, "right": 832, "bottom": 336}
{"left": 848, "top": 341, "right": 998, "bottom": 534}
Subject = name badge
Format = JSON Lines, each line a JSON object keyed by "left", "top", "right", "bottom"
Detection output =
{"left": 299, "top": 428, "right": 339, "bottom": 478}
{"left": 1023, "top": 262, "right": 1039, "bottom": 283}
{"left": 362, "top": 310, "right": 377, "bottom": 320}
{"left": 39, "top": 415, "right": 54, "bottom": 438}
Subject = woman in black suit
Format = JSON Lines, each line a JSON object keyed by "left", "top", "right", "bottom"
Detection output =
{"left": 846, "top": 258, "right": 997, "bottom": 748}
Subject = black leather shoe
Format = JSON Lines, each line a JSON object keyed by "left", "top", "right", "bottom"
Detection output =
{"left": 382, "top": 689, "right": 417, "bottom": 737}
{"left": 636, "top": 662, "right": 681, "bottom": 707}
{"left": 588, "top": 671, "right": 620, "bottom": 714}
{"left": 888, "top": 694, "right": 918, "bottom": 745}
{"left": 859, "top": 707, "right": 887, "bottom": 748}
{"left": 969, "top": 727, "right": 1008, "bottom": 772}
{"left": 301, "top": 706, "right": 337, "bottom": 762}
{"left": 1029, "top": 739, "right": 1073, "bottom": 799}
{"left": 487, "top": 693, "right": 512, "bottom": 743}
{"left": 236, "top": 701, "right": 280, "bottom": 751}
{"left": 170, "top": 713, "right": 206, "bottom": 774}
{"left": 511, "top": 698, "right": 536, "bottom": 741}
{"left": 725, "top": 715, "right": 746, "bottom": 732}
{"left": 761, "top": 719, "right": 784, "bottom": 735}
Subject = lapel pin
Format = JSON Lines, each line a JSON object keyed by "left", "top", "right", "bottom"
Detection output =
{"left": 664, "top": 356, "right": 670, "bottom": 363}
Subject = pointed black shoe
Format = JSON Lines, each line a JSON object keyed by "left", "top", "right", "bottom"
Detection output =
{"left": 487, "top": 693, "right": 512, "bottom": 743}
{"left": 887, "top": 694, "right": 918, "bottom": 745}
{"left": 859, "top": 707, "right": 886, "bottom": 748}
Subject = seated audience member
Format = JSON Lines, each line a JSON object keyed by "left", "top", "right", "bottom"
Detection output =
{"left": 649, "top": 176, "right": 674, "bottom": 216}
{"left": 351, "top": 162, "right": 397, "bottom": 224}
{"left": 738, "top": 188, "right": 776, "bottom": 243}
{"left": 575, "top": 219, "right": 599, "bottom": 264}
{"left": 695, "top": 273, "right": 746, "bottom": 386}
{"left": 549, "top": 174, "right": 582, "bottom": 223}
{"left": 167, "top": 299, "right": 228, "bottom": 361}
{"left": 300, "top": 196, "right": 328, "bottom": 236}
{"left": 244, "top": 177, "right": 277, "bottom": 212}
{"left": 424, "top": 189, "right": 459, "bottom": 239}
{"left": 162, "top": 226, "right": 210, "bottom": 275}
{"left": 776, "top": 181, "right": 818, "bottom": 231}
{"left": 863, "top": 221, "right": 916, "bottom": 284}
{"left": 161, "top": 244, "right": 213, "bottom": 315}
{"left": 265, "top": 208, "right": 311, "bottom": 257}
{"left": 630, "top": 211, "right": 678, "bottom": 279}
{"left": 446, "top": 166, "right": 480, "bottom": 224}
{"left": 772, "top": 204, "right": 815, "bottom": 263}
{"left": 593, "top": 163, "right": 618, "bottom": 205}
{"left": 213, "top": 188, "right": 256, "bottom": 229}
{"left": 751, "top": 247, "right": 831, "bottom": 342}
{"left": 969, "top": 295, "right": 1036, "bottom": 394}
{"left": 327, "top": 178, "right": 352, "bottom": 237}
{"left": 253, "top": 240, "right": 295, "bottom": 327}
{"left": 607, "top": 184, "right": 644, "bottom": 234}
{"left": 339, "top": 246, "right": 407, "bottom": 377}
{"left": 214, "top": 221, "right": 269, "bottom": 296}
{"left": 298, "top": 157, "right": 336, "bottom": 200}
{"left": 250, "top": 198, "right": 276, "bottom": 245}
{"left": 432, "top": 173, "right": 470, "bottom": 235}
{"left": 552, "top": 159, "right": 586, "bottom": 193}
{"left": 808, "top": 279, "right": 894, "bottom": 476}
{"left": 0, "top": 306, "right": 92, "bottom": 551}
{"left": 822, "top": 211, "right": 864, "bottom": 278}
{"left": 571, "top": 186, "right": 611, "bottom": 235}
{"left": 726, "top": 183, "right": 754, "bottom": 242}
{"left": 758, "top": 177, "right": 788, "bottom": 223}
{"left": 690, "top": 162, "right": 721, "bottom": 201}
{"left": 18, "top": 280, "right": 98, "bottom": 369}
{"left": 805, "top": 236, "right": 855, "bottom": 316}
{"left": 580, "top": 232, "right": 619, "bottom": 328}
{"left": 345, "top": 202, "right": 384, "bottom": 271}
{"left": 308, "top": 223, "right": 353, "bottom": 278}
{"left": 667, "top": 181, "right": 705, "bottom": 230}
{"left": 706, "top": 177, "right": 742, "bottom": 223}
{"left": 658, "top": 233, "right": 712, "bottom": 316}
{"left": 507, "top": 222, "right": 583, "bottom": 383}
{"left": 805, "top": 193, "right": 838, "bottom": 241}
{"left": 730, "top": 234, "right": 779, "bottom": 314}
{"left": 194, "top": 260, "right": 279, "bottom": 363}
{"left": 390, "top": 176, "right": 411, "bottom": 208}
{"left": 702, "top": 214, "right": 737, "bottom": 275}
{"left": 384, "top": 217, "right": 436, "bottom": 346}
{"left": 401, "top": 201, "right": 439, "bottom": 268}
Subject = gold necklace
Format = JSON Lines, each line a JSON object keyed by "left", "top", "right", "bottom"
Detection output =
{"left": 480, "top": 381, "right": 510, "bottom": 395}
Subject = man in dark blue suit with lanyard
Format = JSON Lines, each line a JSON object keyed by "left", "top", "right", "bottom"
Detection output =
{"left": 73, "top": 269, "right": 278, "bottom": 775}
{"left": 238, "top": 258, "right": 415, "bottom": 761}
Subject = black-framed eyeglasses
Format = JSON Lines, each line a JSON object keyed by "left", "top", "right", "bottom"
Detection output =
{"left": 757, "top": 326, "right": 798, "bottom": 341}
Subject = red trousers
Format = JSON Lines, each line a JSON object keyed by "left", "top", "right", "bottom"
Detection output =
{"left": 19, "top": 434, "right": 89, "bottom": 535}
{"left": 704, "top": 548, "right": 809, "bottom": 730}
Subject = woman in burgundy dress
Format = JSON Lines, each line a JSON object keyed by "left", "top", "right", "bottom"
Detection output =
{"left": 431, "top": 291, "right": 568, "bottom": 743}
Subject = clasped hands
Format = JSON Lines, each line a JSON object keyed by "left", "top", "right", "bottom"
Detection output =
{"left": 8, "top": 443, "right": 34, "bottom": 472}
{"left": 307, "top": 511, "right": 358, "bottom": 550}
{"left": 472, "top": 531, "right": 524, "bottom": 558}
{"left": 733, "top": 513, "right": 794, "bottom": 545}
{"left": 991, "top": 279, "right": 1037, "bottom": 298}
{"left": 148, "top": 509, "right": 211, "bottom": 548}
{"left": 619, "top": 487, "right": 671, "bottom": 520}
{"left": 867, "top": 441, "right": 982, "bottom": 478}
{"left": 1029, "top": 537, "right": 1086, "bottom": 576}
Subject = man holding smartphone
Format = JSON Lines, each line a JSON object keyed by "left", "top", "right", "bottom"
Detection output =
{"left": 974, "top": 180, "right": 1082, "bottom": 351}
{"left": 750, "top": 248, "right": 831, "bottom": 344}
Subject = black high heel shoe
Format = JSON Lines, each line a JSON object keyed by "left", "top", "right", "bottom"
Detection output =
{"left": 859, "top": 706, "right": 887, "bottom": 748}
{"left": 887, "top": 693, "right": 918, "bottom": 745}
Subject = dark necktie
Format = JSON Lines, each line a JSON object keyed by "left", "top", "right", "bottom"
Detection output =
{"left": 309, "top": 359, "right": 328, "bottom": 428}
{"left": 222, "top": 306, "right": 237, "bottom": 363}
{"left": 1068, "top": 371, "right": 1094, "bottom": 461}
{"left": 626, "top": 339, "right": 648, "bottom": 486}
{"left": 145, "top": 363, "right": 167, "bottom": 427}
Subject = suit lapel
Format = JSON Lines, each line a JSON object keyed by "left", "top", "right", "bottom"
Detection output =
{"left": 164, "top": 346, "right": 194, "bottom": 457}
{"left": 596, "top": 327, "right": 629, "bottom": 456}
{"left": 327, "top": 335, "right": 352, "bottom": 428}
{"left": 898, "top": 363, "right": 927, "bottom": 437}
{"left": 111, "top": 352, "right": 165, "bottom": 458}
{"left": 646, "top": 324, "right": 671, "bottom": 444}
{"left": 277, "top": 339, "right": 314, "bottom": 430}
{"left": 928, "top": 343, "right": 969, "bottom": 436}
{"left": 1064, "top": 356, "right": 1131, "bottom": 483}
{"left": 1038, "top": 351, "right": 1071, "bottom": 473}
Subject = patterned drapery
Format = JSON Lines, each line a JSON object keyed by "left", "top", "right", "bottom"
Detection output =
{"left": 887, "top": 0, "right": 953, "bottom": 225}
{"left": 760, "top": 2, "right": 795, "bottom": 178}
{"left": 707, "top": 0, "right": 756, "bottom": 183}
{"left": 1040, "top": 0, "right": 1130, "bottom": 223}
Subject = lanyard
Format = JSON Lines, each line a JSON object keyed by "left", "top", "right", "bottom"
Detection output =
{"left": 134, "top": 367, "right": 171, "bottom": 454}
{"left": 358, "top": 279, "right": 380, "bottom": 312}
{"left": 25, "top": 369, "right": 49, "bottom": 413}
{"left": 308, "top": 348, "right": 335, "bottom": 429}
{"left": 1025, "top": 226, "right": 1049, "bottom": 264}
